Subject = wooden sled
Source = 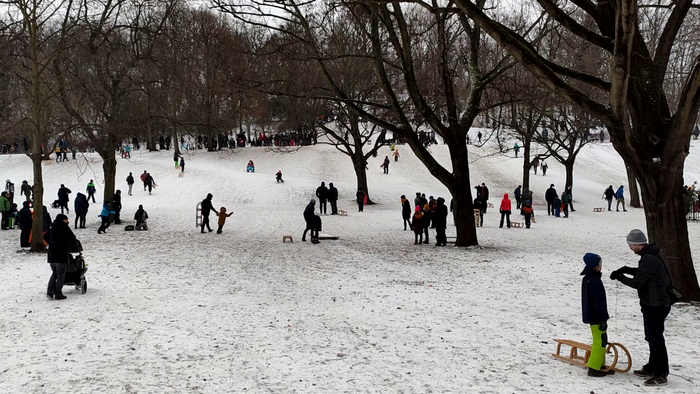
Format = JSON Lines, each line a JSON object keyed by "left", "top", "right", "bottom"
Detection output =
{"left": 282, "top": 235, "right": 293, "bottom": 243}
{"left": 474, "top": 209, "right": 481, "bottom": 227}
{"left": 318, "top": 234, "right": 339, "bottom": 240}
{"left": 552, "top": 339, "right": 632, "bottom": 373}
{"left": 487, "top": 202, "right": 494, "bottom": 208}
{"left": 593, "top": 207, "right": 604, "bottom": 212}
{"left": 511, "top": 222, "right": 522, "bottom": 228}
{"left": 338, "top": 209, "right": 348, "bottom": 216}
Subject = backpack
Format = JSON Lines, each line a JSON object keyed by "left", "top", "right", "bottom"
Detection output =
{"left": 523, "top": 206, "right": 533, "bottom": 214}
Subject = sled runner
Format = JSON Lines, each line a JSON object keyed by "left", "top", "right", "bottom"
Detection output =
{"left": 552, "top": 338, "right": 632, "bottom": 373}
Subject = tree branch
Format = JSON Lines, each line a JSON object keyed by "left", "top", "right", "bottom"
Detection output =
{"left": 653, "top": 0, "right": 692, "bottom": 82}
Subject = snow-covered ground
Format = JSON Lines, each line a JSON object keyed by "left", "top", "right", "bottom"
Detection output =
{"left": 1, "top": 138, "right": 699, "bottom": 393}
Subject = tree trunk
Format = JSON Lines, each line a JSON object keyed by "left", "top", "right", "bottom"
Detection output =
{"left": 626, "top": 165, "right": 641, "bottom": 208}
{"left": 147, "top": 133, "right": 157, "bottom": 152}
{"left": 450, "top": 177, "right": 478, "bottom": 247}
{"left": 97, "top": 148, "right": 117, "bottom": 204}
{"left": 522, "top": 134, "right": 532, "bottom": 190}
{"left": 351, "top": 151, "right": 371, "bottom": 204}
{"left": 564, "top": 163, "right": 574, "bottom": 191}
{"left": 30, "top": 147, "right": 46, "bottom": 253}
{"left": 173, "top": 131, "right": 180, "bottom": 156}
{"left": 636, "top": 169, "right": 700, "bottom": 301}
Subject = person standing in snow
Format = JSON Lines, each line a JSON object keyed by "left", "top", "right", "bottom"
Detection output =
{"left": 20, "top": 180, "right": 33, "bottom": 202}
{"left": 18, "top": 201, "right": 32, "bottom": 246}
{"left": 616, "top": 185, "right": 627, "bottom": 212}
{"left": 302, "top": 199, "right": 317, "bottom": 242}
{"left": 73, "top": 192, "right": 89, "bottom": 229}
{"left": 412, "top": 206, "right": 424, "bottom": 245}
{"left": 392, "top": 148, "right": 400, "bottom": 162}
{"left": 111, "top": 190, "right": 123, "bottom": 224}
{"left": 414, "top": 192, "right": 422, "bottom": 208}
{"left": 86, "top": 179, "right": 97, "bottom": 203}
{"left": 126, "top": 172, "right": 135, "bottom": 196}
{"left": 356, "top": 189, "right": 365, "bottom": 212}
{"left": 499, "top": 193, "right": 512, "bottom": 228}
{"left": 200, "top": 193, "right": 217, "bottom": 233}
{"left": 421, "top": 203, "right": 431, "bottom": 244}
{"left": 522, "top": 200, "right": 534, "bottom": 228}
{"left": 434, "top": 197, "right": 448, "bottom": 246}
{"left": 215, "top": 207, "right": 232, "bottom": 234}
{"left": 179, "top": 156, "right": 185, "bottom": 173}
{"left": 5, "top": 179, "right": 15, "bottom": 204}
{"left": 57, "top": 184, "right": 71, "bottom": 214}
{"left": 603, "top": 185, "right": 615, "bottom": 211}
{"left": 514, "top": 185, "right": 522, "bottom": 210}
{"left": 144, "top": 173, "right": 156, "bottom": 195}
{"left": 140, "top": 170, "right": 148, "bottom": 190}
{"left": 580, "top": 253, "right": 611, "bottom": 377}
{"left": 513, "top": 143, "right": 520, "bottom": 158}
{"left": 328, "top": 182, "right": 338, "bottom": 215}
{"left": 315, "top": 182, "right": 328, "bottom": 215}
{"left": 381, "top": 156, "right": 390, "bottom": 174}
{"left": 174, "top": 151, "right": 180, "bottom": 168}
{"left": 473, "top": 195, "right": 486, "bottom": 227}
{"left": 545, "top": 184, "right": 558, "bottom": 216}
{"left": 541, "top": 160, "right": 549, "bottom": 176}
{"left": 561, "top": 191, "right": 570, "bottom": 218}
{"left": 0, "top": 192, "right": 10, "bottom": 230}
{"left": 609, "top": 229, "right": 672, "bottom": 387}
{"left": 565, "top": 186, "right": 576, "bottom": 212}
{"left": 45, "top": 213, "right": 76, "bottom": 300}
{"left": 275, "top": 170, "right": 284, "bottom": 183}
{"left": 401, "top": 195, "right": 412, "bottom": 231}
{"left": 531, "top": 156, "right": 540, "bottom": 174}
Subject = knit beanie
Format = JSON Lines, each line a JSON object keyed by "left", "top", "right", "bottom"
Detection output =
{"left": 626, "top": 229, "right": 648, "bottom": 245}
{"left": 583, "top": 253, "right": 601, "bottom": 268}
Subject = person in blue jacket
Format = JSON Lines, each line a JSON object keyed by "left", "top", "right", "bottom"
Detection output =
{"left": 581, "top": 253, "right": 612, "bottom": 377}
{"left": 616, "top": 185, "right": 628, "bottom": 212}
{"left": 97, "top": 201, "right": 116, "bottom": 234}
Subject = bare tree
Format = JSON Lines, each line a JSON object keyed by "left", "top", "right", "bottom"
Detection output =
{"left": 450, "top": 0, "right": 700, "bottom": 299}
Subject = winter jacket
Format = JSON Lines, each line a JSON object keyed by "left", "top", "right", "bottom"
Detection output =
{"left": 215, "top": 211, "right": 232, "bottom": 226}
{"left": 74, "top": 193, "right": 89, "bottom": 214}
{"left": 581, "top": 267, "right": 609, "bottom": 324}
{"left": 42, "top": 210, "right": 52, "bottom": 233}
{"left": 412, "top": 212, "right": 424, "bottom": 234}
{"left": 356, "top": 190, "right": 365, "bottom": 203}
{"left": 0, "top": 195, "right": 9, "bottom": 212}
{"left": 18, "top": 205, "right": 33, "bottom": 230}
{"left": 401, "top": 198, "right": 411, "bottom": 219}
{"left": 21, "top": 182, "right": 32, "bottom": 198}
{"left": 616, "top": 187, "right": 625, "bottom": 199}
{"left": 315, "top": 185, "right": 328, "bottom": 201}
{"left": 111, "top": 193, "right": 122, "bottom": 211}
{"left": 328, "top": 186, "right": 338, "bottom": 201}
{"left": 473, "top": 197, "right": 486, "bottom": 211}
{"left": 499, "top": 194, "right": 511, "bottom": 212}
{"left": 126, "top": 175, "right": 134, "bottom": 185}
{"left": 46, "top": 220, "right": 77, "bottom": 264}
{"left": 561, "top": 192, "right": 571, "bottom": 204}
{"left": 100, "top": 204, "right": 115, "bottom": 218}
{"left": 514, "top": 187, "right": 521, "bottom": 200}
{"left": 86, "top": 182, "right": 96, "bottom": 194}
{"left": 303, "top": 202, "right": 315, "bottom": 223}
{"left": 422, "top": 205, "right": 431, "bottom": 228}
{"left": 545, "top": 187, "right": 558, "bottom": 203}
{"left": 603, "top": 187, "right": 615, "bottom": 200}
{"left": 433, "top": 198, "right": 448, "bottom": 229}
{"left": 57, "top": 187, "right": 71, "bottom": 203}
{"left": 200, "top": 194, "right": 216, "bottom": 216}
{"left": 618, "top": 244, "right": 671, "bottom": 306}
{"left": 522, "top": 204, "right": 534, "bottom": 216}
{"left": 135, "top": 208, "right": 149, "bottom": 225}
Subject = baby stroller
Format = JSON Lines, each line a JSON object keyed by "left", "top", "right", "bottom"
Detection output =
{"left": 65, "top": 239, "right": 88, "bottom": 294}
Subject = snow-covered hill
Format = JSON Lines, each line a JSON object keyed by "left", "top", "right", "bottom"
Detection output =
{"left": 1, "top": 138, "right": 699, "bottom": 393}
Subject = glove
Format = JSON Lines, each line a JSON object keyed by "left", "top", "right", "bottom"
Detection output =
{"left": 620, "top": 266, "right": 636, "bottom": 275}
{"left": 599, "top": 321, "right": 608, "bottom": 332}
{"left": 610, "top": 270, "right": 621, "bottom": 280}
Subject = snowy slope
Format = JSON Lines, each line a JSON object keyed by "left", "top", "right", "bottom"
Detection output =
{"left": 1, "top": 139, "right": 699, "bottom": 394}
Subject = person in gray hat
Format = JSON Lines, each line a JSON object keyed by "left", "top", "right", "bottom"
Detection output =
{"left": 609, "top": 229, "right": 672, "bottom": 387}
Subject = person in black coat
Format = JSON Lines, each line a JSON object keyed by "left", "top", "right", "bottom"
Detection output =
{"left": 328, "top": 183, "right": 338, "bottom": 215}
{"left": 602, "top": 185, "right": 615, "bottom": 211}
{"left": 200, "top": 193, "right": 217, "bottom": 233}
{"left": 302, "top": 199, "right": 316, "bottom": 242}
{"left": 126, "top": 172, "right": 135, "bottom": 196}
{"left": 433, "top": 197, "right": 448, "bottom": 246}
{"left": 356, "top": 189, "right": 365, "bottom": 212}
{"left": 46, "top": 214, "right": 77, "bottom": 300}
{"left": 134, "top": 204, "right": 149, "bottom": 230}
{"left": 580, "top": 253, "right": 611, "bottom": 377}
{"left": 474, "top": 196, "right": 486, "bottom": 227}
{"left": 73, "top": 192, "right": 89, "bottom": 229}
{"left": 42, "top": 206, "right": 52, "bottom": 235}
{"left": 401, "top": 195, "right": 412, "bottom": 231}
{"left": 111, "top": 190, "right": 122, "bottom": 224}
{"left": 545, "top": 184, "right": 558, "bottom": 215}
{"left": 610, "top": 229, "right": 672, "bottom": 385}
{"left": 315, "top": 182, "right": 328, "bottom": 215}
{"left": 57, "top": 184, "right": 71, "bottom": 214}
{"left": 18, "top": 201, "right": 33, "bottom": 247}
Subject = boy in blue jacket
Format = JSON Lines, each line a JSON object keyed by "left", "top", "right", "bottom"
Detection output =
{"left": 581, "top": 253, "right": 613, "bottom": 377}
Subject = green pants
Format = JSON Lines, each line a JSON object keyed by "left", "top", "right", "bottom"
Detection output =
{"left": 588, "top": 324, "right": 608, "bottom": 370}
